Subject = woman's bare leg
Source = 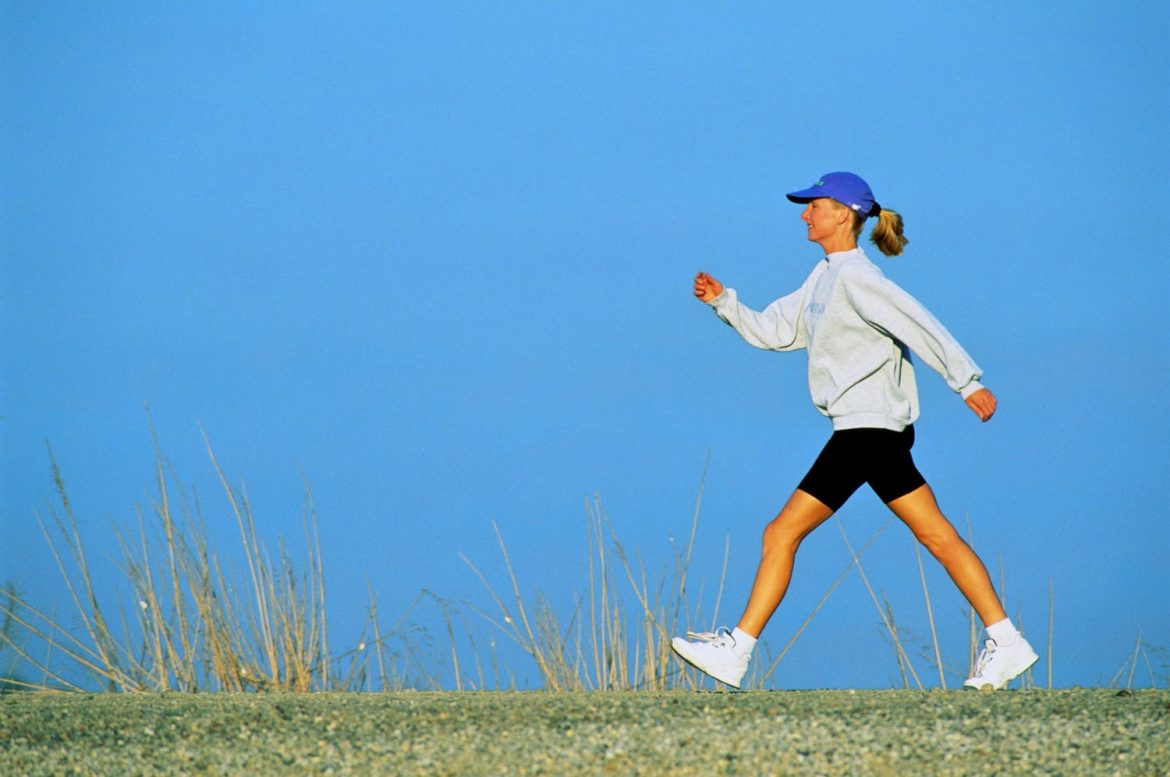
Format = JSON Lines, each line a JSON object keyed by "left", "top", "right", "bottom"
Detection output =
{"left": 735, "top": 490, "right": 835, "bottom": 637}
{"left": 886, "top": 484, "right": 1007, "bottom": 626}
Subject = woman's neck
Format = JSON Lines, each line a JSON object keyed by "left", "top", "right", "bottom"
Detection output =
{"left": 817, "top": 235, "right": 858, "bottom": 255}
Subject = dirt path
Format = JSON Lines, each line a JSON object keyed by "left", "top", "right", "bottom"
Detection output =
{"left": 2, "top": 689, "right": 1167, "bottom": 775}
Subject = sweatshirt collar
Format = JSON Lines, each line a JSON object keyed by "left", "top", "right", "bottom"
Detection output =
{"left": 824, "top": 247, "right": 867, "bottom": 266}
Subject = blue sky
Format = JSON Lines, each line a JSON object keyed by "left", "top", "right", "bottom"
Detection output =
{"left": 3, "top": 3, "right": 1168, "bottom": 690}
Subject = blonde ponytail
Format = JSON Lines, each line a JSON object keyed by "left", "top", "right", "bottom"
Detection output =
{"left": 869, "top": 208, "right": 908, "bottom": 257}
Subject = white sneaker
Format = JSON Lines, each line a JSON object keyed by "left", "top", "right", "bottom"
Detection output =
{"left": 963, "top": 636, "right": 1039, "bottom": 690}
{"left": 671, "top": 627, "right": 750, "bottom": 689}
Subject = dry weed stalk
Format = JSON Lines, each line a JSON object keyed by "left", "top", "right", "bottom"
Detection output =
{"left": 757, "top": 519, "right": 889, "bottom": 686}
{"left": 0, "top": 429, "right": 366, "bottom": 693}
{"left": 461, "top": 461, "right": 715, "bottom": 691}
{"left": 913, "top": 539, "right": 946, "bottom": 688}
{"left": 1047, "top": 578, "right": 1055, "bottom": 689}
{"left": 837, "top": 519, "right": 923, "bottom": 689}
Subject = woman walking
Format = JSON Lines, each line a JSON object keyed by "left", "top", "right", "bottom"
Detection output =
{"left": 672, "top": 172, "right": 1037, "bottom": 691}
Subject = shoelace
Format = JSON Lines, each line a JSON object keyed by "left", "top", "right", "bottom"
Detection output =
{"left": 685, "top": 627, "right": 734, "bottom": 646}
{"left": 972, "top": 638, "right": 998, "bottom": 675}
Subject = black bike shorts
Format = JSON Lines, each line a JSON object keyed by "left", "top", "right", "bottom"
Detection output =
{"left": 796, "top": 426, "right": 927, "bottom": 512}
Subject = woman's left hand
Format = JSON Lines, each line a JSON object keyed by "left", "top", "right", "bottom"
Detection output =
{"left": 965, "top": 388, "right": 997, "bottom": 422}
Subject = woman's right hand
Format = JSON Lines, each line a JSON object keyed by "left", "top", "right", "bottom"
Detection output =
{"left": 693, "top": 272, "right": 724, "bottom": 303}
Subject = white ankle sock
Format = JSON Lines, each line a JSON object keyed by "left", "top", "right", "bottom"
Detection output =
{"left": 986, "top": 618, "right": 1020, "bottom": 646}
{"left": 731, "top": 627, "right": 756, "bottom": 659}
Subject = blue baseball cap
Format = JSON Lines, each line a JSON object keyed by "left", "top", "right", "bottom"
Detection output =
{"left": 786, "top": 172, "right": 881, "bottom": 218}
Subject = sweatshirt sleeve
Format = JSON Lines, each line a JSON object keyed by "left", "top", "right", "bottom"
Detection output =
{"left": 843, "top": 268, "right": 985, "bottom": 397}
{"left": 708, "top": 286, "right": 808, "bottom": 352}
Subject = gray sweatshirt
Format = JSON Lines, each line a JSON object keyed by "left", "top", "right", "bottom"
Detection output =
{"left": 709, "top": 247, "right": 984, "bottom": 432}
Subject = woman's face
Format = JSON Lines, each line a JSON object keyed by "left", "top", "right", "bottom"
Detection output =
{"left": 801, "top": 197, "right": 849, "bottom": 247}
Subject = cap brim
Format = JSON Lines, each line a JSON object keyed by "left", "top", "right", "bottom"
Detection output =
{"left": 785, "top": 187, "right": 823, "bottom": 203}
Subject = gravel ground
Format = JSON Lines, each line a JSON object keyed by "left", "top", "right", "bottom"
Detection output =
{"left": 2, "top": 689, "right": 1167, "bottom": 775}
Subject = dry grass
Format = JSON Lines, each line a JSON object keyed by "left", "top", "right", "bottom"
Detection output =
{"left": 0, "top": 426, "right": 426, "bottom": 693}
{"left": 459, "top": 498, "right": 709, "bottom": 691}
{"left": 0, "top": 434, "right": 330, "bottom": 692}
{"left": 4, "top": 435, "right": 1164, "bottom": 693}
{"left": 457, "top": 458, "right": 738, "bottom": 691}
{"left": 1108, "top": 630, "right": 1165, "bottom": 690}
{"left": 456, "top": 474, "right": 917, "bottom": 691}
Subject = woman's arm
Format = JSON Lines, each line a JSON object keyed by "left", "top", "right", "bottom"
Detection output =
{"left": 844, "top": 267, "right": 993, "bottom": 418}
{"left": 694, "top": 271, "right": 811, "bottom": 352}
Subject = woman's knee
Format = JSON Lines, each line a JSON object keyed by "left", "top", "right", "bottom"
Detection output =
{"left": 916, "top": 524, "right": 966, "bottom": 560}
{"left": 761, "top": 491, "right": 834, "bottom": 557}
{"left": 761, "top": 516, "right": 804, "bottom": 557}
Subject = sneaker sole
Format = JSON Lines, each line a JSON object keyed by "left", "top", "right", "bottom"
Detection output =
{"left": 670, "top": 639, "right": 742, "bottom": 689}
